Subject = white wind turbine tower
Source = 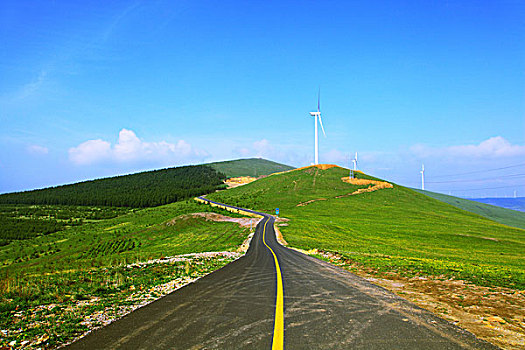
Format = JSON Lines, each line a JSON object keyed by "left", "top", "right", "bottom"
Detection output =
{"left": 309, "top": 89, "right": 326, "bottom": 165}
{"left": 352, "top": 152, "right": 358, "bottom": 171}
{"left": 420, "top": 164, "right": 425, "bottom": 190}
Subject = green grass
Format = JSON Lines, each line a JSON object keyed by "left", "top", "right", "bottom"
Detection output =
{"left": 207, "top": 158, "right": 294, "bottom": 178}
{"left": 0, "top": 200, "right": 251, "bottom": 348}
{"left": 1, "top": 255, "right": 238, "bottom": 349}
{"left": 413, "top": 189, "right": 525, "bottom": 230}
{"left": 207, "top": 166, "right": 525, "bottom": 289}
{"left": 0, "top": 201, "right": 248, "bottom": 275}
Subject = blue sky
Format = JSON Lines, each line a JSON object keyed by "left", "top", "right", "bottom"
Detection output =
{"left": 1, "top": 1, "right": 524, "bottom": 197}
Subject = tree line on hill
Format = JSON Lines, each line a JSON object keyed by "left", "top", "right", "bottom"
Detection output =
{"left": 0, "top": 165, "right": 226, "bottom": 208}
{"left": 0, "top": 216, "right": 71, "bottom": 244}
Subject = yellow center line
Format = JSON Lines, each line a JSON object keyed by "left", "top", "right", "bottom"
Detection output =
{"left": 262, "top": 218, "right": 284, "bottom": 350}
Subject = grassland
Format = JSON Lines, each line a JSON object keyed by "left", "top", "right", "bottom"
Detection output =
{"left": 207, "top": 166, "right": 525, "bottom": 290}
{"left": 0, "top": 201, "right": 251, "bottom": 349}
{"left": 414, "top": 189, "right": 525, "bottom": 230}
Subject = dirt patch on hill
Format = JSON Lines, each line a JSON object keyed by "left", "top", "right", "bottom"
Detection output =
{"left": 312, "top": 250, "right": 525, "bottom": 350}
{"left": 224, "top": 176, "right": 258, "bottom": 189}
{"left": 271, "top": 164, "right": 344, "bottom": 177}
{"left": 168, "top": 213, "right": 261, "bottom": 229}
{"left": 297, "top": 198, "right": 328, "bottom": 207}
{"left": 296, "top": 177, "right": 394, "bottom": 207}
{"left": 294, "top": 164, "right": 342, "bottom": 171}
{"left": 338, "top": 177, "right": 394, "bottom": 197}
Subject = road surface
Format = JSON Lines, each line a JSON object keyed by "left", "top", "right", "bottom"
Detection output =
{"left": 67, "top": 199, "right": 496, "bottom": 349}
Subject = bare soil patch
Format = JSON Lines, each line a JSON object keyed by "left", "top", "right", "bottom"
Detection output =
{"left": 338, "top": 177, "right": 394, "bottom": 197}
{"left": 168, "top": 212, "right": 260, "bottom": 229}
{"left": 310, "top": 250, "right": 525, "bottom": 350}
{"left": 224, "top": 176, "right": 258, "bottom": 189}
{"left": 294, "top": 164, "right": 342, "bottom": 171}
{"left": 295, "top": 178, "right": 394, "bottom": 207}
{"left": 273, "top": 224, "right": 288, "bottom": 246}
{"left": 297, "top": 198, "right": 328, "bottom": 207}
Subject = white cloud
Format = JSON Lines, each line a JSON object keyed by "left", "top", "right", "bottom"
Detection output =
{"left": 233, "top": 139, "right": 276, "bottom": 159}
{"left": 322, "top": 149, "right": 347, "bottom": 164}
{"left": 27, "top": 145, "right": 49, "bottom": 155}
{"left": 69, "top": 139, "right": 112, "bottom": 165}
{"left": 252, "top": 139, "right": 273, "bottom": 158}
{"left": 69, "top": 129, "right": 207, "bottom": 166}
{"left": 232, "top": 139, "right": 307, "bottom": 166}
{"left": 411, "top": 136, "right": 525, "bottom": 159}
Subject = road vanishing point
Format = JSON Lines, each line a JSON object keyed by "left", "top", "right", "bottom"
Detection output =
{"left": 67, "top": 199, "right": 496, "bottom": 349}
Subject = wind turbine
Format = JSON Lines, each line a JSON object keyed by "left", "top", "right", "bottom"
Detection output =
{"left": 352, "top": 152, "right": 358, "bottom": 171}
{"left": 309, "top": 89, "right": 326, "bottom": 165}
{"left": 420, "top": 164, "right": 425, "bottom": 190}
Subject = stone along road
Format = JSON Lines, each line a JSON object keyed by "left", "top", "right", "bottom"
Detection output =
{"left": 67, "top": 200, "right": 496, "bottom": 349}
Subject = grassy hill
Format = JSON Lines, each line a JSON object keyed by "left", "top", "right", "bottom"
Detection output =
{"left": 207, "top": 165, "right": 525, "bottom": 289}
{"left": 414, "top": 189, "right": 525, "bottom": 230}
{"left": 0, "top": 158, "right": 292, "bottom": 247}
{"left": 207, "top": 158, "right": 294, "bottom": 178}
{"left": 0, "top": 157, "right": 296, "bottom": 348}
{"left": 0, "top": 201, "right": 247, "bottom": 273}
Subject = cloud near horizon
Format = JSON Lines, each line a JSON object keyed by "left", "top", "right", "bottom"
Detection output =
{"left": 69, "top": 129, "right": 208, "bottom": 166}
{"left": 410, "top": 136, "right": 525, "bottom": 160}
{"left": 233, "top": 139, "right": 309, "bottom": 166}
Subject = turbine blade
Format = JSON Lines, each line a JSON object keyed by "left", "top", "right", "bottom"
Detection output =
{"left": 319, "top": 114, "right": 326, "bottom": 137}
{"left": 317, "top": 87, "right": 320, "bottom": 112}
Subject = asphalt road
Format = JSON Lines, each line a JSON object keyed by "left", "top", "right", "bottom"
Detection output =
{"left": 67, "top": 200, "right": 496, "bottom": 349}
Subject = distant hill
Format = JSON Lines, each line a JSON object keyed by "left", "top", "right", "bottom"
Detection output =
{"left": 470, "top": 197, "right": 525, "bottom": 212}
{"left": 0, "top": 158, "right": 294, "bottom": 208}
{"left": 413, "top": 189, "right": 525, "bottom": 230}
{"left": 0, "top": 165, "right": 225, "bottom": 208}
{"left": 207, "top": 165, "right": 525, "bottom": 289}
{"left": 207, "top": 158, "right": 294, "bottom": 178}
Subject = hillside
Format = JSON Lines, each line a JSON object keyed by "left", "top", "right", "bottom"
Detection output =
{"left": 207, "top": 165, "right": 525, "bottom": 289}
{"left": 0, "top": 159, "right": 268, "bottom": 348}
{"left": 0, "top": 159, "right": 294, "bottom": 208}
{"left": 471, "top": 197, "right": 525, "bottom": 212}
{"left": 414, "top": 189, "right": 525, "bottom": 230}
{"left": 207, "top": 158, "right": 294, "bottom": 178}
{"left": 0, "top": 200, "right": 252, "bottom": 348}
{"left": 0, "top": 165, "right": 225, "bottom": 208}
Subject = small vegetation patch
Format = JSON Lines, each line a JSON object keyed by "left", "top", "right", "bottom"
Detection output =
{"left": 82, "top": 238, "right": 138, "bottom": 258}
